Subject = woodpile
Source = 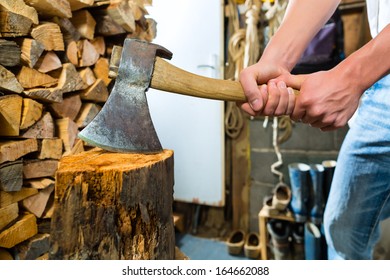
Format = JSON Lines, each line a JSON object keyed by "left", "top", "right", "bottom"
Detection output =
{"left": 0, "top": 0, "right": 156, "bottom": 260}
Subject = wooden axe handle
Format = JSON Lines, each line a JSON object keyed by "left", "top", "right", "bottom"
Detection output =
{"left": 151, "top": 57, "right": 246, "bottom": 102}
{"left": 151, "top": 57, "right": 299, "bottom": 102}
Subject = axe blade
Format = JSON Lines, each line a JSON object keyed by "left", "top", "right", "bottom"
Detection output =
{"left": 78, "top": 39, "right": 173, "bottom": 153}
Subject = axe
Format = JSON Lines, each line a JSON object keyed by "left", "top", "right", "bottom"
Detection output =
{"left": 78, "top": 39, "right": 294, "bottom": 153}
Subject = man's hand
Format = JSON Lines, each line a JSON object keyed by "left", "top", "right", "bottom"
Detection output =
{"left": 285, "top": 68, "right": 364, "bottom": 131}
{"left": 239, "top": 61, "right": 295, "bottom": 116}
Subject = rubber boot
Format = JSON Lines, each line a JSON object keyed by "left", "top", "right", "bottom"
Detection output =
{"left": 288, "top": 163, "right": 310, "bottom": 222}
{"left": 309, "top": 164, "right": 325, "bottom": 224}
{"left": 267, "top": 219, "right": 291, "bottom": 260}
{"left": 304, "top": 221, "right": 322, "bottom": 260}
{"left": 292, "top": 223, "right": 305, "bottom": 260}
{"left": 322, "top": 160, "right": 336, "bottom": 205}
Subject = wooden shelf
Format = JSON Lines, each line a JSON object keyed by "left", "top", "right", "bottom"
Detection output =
{"left": 258, "top": 207, "right": 295, "bottom": 260}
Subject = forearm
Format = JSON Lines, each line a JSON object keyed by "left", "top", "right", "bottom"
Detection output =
{"left": 334, "top": 24, "right": 390, "bottom": 92}
{"left": 261, "top": 0, "right": 341, "bottom": 71}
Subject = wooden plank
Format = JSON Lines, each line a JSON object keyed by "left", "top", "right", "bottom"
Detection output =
{"left": 0, "top": 133, "right": 36, "bottom": 193}
{"left": 0, "top": 187, "right": 38, "bottom": 208}
{"left": 0, "top": 139, "right": 39, "bottom": 164}
{"left": 0, "top": 213, "right": 38, "bottom": 249}
{"left": 0, "top": 203, "right": 19, "bottom": 231}
{"left": 0, "top": 94, "right": 23, "bottom": 136}
{"left": 50, "top": 148, "right": 175, "bottom": 260}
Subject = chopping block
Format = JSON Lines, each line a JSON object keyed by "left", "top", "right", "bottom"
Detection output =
{"left": 49, "top": 148, "right": 175, "bottom": 260}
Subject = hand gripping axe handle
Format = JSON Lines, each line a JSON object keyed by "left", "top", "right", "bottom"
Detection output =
{"left": 78, "top": 39, "right": 296, "bottom": 153}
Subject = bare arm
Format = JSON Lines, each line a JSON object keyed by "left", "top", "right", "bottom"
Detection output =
{"left": 289, "top": 23, "right": 390, "bottom": 130}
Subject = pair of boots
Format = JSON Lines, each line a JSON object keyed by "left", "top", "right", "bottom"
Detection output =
{"left": 288, "top": 161, "right": 336, "bottom": 260}
{"left": 226, "top": 230, "right": 261, "bottom": 259}
{"left": 267, "top": 220, "right": 305, "bottom": 260}
{"left": 288, "top": 161, "right": 336, "bottom": 223}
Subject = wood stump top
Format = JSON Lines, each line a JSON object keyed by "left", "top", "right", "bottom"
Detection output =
{"left": 57, "top": 148, "right": 173, "bottom": 173}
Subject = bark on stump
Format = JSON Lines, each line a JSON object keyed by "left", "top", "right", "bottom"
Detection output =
{"left": 49, "top": 148, "right": 174, "bottom": 260}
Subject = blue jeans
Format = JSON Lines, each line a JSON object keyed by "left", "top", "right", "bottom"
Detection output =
{"left": 323, "top": 74, "right": 390, "bottom": 260}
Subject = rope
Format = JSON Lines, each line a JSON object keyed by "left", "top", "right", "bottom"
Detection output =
{"left": 261, "top": 0, "right": 289, "bottom": 184}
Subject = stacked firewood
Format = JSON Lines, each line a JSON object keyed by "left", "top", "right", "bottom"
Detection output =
{"left": 0, "top": 0, "right": 156, "bottom": 260}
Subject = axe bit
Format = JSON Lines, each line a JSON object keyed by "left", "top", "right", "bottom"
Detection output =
{"left": 78, "top": 39, "right": 296, "bottom": 153}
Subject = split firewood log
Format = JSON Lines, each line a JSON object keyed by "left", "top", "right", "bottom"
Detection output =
{"left": 17, "top": 67, "right": 58, "bottom": 89}
{"left": 79, "top": 67, "right": 97, "bottom": 87}
{"left": 20, "top": 112, "right": 55, "bottom": 139}
{"left": 0, "top": 39, "right": 21, "bottom": 67}
{"left": 93, "top": 57, "right": 111, "bottom": 86}
{"left": 0, "top": 0, "right": 39, "bottom": 25}
{"left": 55, "top": 118, "right": 79, "bottom": 153}
{"left": 31, "top": 22, "right": 65, "bottom": 52}
{"left": 18, "top": 38, "right": 45, "bottom": 68}
{"left": 0, "top": 213, "right": 38, "bottom": 249}
{"left": 67, "top": 39, "right": 100, "bottom": 67}
{"left": 107, "top": 0, "right": 136, "bottom": 33}
{"left": 0, "top": 139, "right": 39, "bottom": 164}
{"left": 0, "top": 187, "right": 39, "bottom": 208}
{"left": 79, "top": 79, "right": 109, "bottom": 103}
{"left": 75, "top": 103, "right": 101, "bottom": 128}
{"left": 0, "top": 95, "right": 23, "bottom": 136}
{"left": 24, "top": 63, "right": 86, "bottom": 103}
{"left": 0, "top": 65, "right": 23, "bottom": 94}
{"left": 0, "top": 203, "right": 18, "bottom": 231}
{"left": 24, "top": 0, "right": 72, "bottom": 19}
{"left": 49, "top": 94, "right": 82, "bottom": 120}
{"left": 22, "top": 184, "right": 54, "bottom": 218}
{"left": 35, "top": 51, "right": 62, "bottom": 74}
{"left": 0, "top": 10, "right": 34, "bottom": 37}
{"left": 52, "top": 17, "right": 81, "bottom": 46}
{"left": 20, "top": 98, "right": 44, "bottom": 130}
{"left": 69, "top": 9, "right": 96, "bottom": 40}
{"left": 23, "top": 159, "right": 59, "bottom": 179}
{"left": 12, "top": 233, "right": 50, "bottom": 260}
{"left": 68, "top": 0, "right": 94, "bottom": 11}
{"left": 0, "top": 160, "right": 23, "bottom": 192}
{"left": 38, "top": 139, "right": 63, "bottom": 160}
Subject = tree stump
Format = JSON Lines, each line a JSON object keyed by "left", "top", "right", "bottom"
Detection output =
{"left": 49, "top": 148, "right": 175, "bottom": 260}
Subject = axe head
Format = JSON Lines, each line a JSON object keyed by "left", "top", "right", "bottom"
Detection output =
{"left": 78, "top": 39, "right": 172, "bottom": 153}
